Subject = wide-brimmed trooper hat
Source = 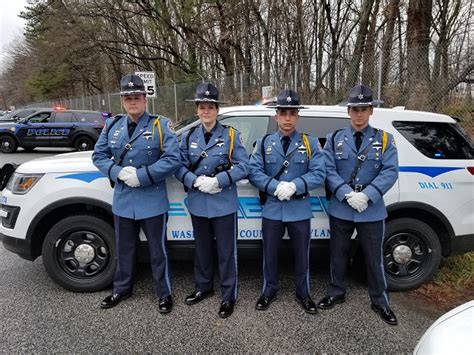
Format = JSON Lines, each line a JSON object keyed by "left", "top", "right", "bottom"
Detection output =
{"left": 346, "top": 84, "right": 383, "bottom": 107}
{"left": 186, "top": 82, "right": 226, "bottom": 104}
{"left": 119, "top": 74, "right": 147, "bottom": 96}
{"left": 266, "top": 89, "right": 307, "bottom": 109}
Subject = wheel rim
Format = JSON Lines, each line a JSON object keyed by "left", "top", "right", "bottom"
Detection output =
{"left": 1, "top": 138, "right": 13, "bottom": 152}
{"left": 384, "top": 231, "right": 433, "bottom": 282}
{"left": 77, "top": 139, "right": 92, "bottom": 151}
{"left": 55, "top": 229, "right": 111, "bottom": 280}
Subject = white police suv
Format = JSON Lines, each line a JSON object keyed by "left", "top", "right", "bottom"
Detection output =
{"left": 1, "top": 105, "right": 473, "bottom": 292}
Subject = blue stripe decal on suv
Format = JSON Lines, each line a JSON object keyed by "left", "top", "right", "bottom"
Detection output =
{"left": 56, "top": 171, "right": 105, "bottom": 183}
{"left": 399, "top": 166, "right": 463, "bottom": 178}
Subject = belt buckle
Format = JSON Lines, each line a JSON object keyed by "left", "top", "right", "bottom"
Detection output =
{"left": 283, "top": 160, "right": 290, "bottom": 167}
{"left": 200, "top": 151, "right": 208, "bottom": 158}
{"left": 354, "top": 184, "right": 363, "bottom": 192}
{"left": 358, "top": 154, "right": 366, "bottom": 161}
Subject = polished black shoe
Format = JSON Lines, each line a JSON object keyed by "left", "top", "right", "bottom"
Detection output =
{"left": 317, "top": 295, "right": 346, "bottom": 309}
{"left": 218, "top": 300, "right": 235, "bottom": 319}
{"left": 158, "top": 295, "right": 173, "bottom": 314}
{"left": 184, "top": 289, "right": 215, "bottom": 305}
{"left": 371, "top": 304, "right": 398, "bottom": 326}
{"left": 255, "top": 294, "right": 276, "bottom": 311}
{"left": 100, "top": 293, "right": 132, "bottom": 309}
{"left": 296, "top": 295, "right": 318, "bottom": 314}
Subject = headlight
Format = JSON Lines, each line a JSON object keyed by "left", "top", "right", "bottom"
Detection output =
{"left": 6, "top": 173, "right": 43, "bottom": 194}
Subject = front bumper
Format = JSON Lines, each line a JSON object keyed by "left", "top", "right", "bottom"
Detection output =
{"left": 0, "top": 232, "right": 35, "bottom": 261}
{"left": 450, "top": 233, "right": 474, "bottom": 255}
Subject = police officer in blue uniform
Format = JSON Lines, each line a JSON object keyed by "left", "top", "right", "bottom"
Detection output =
{"left": 248, "top": 89, "right": 326, "bottom": 314}
{"left": 93, "top": 74, "right": 181, "bottom": 312}
{"left": 317, "top": 84, "right": 399, "bottom": 325}
{"left": 175, "top": 83, "right": 248, "bottom": 318}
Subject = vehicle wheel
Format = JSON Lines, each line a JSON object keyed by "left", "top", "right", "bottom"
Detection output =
{"left": 384, "top": 218, "right": 441, "bottom": 291}
{"left": 74, "top": 136, "right": 95, "bottom": 151}
{"left": 42, "top": 215, "right": 116, "bottom": 292}
{"left": 0, "top": 135, "right": 18, "bottom": 153}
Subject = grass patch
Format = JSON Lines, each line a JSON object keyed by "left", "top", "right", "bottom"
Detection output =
{"left": 410, "top": 252, "right": 474, "bottom": 311}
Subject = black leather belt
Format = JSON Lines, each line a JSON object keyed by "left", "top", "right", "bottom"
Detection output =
{"left": 349, "top": 184, "right": 365, "bottom": 192}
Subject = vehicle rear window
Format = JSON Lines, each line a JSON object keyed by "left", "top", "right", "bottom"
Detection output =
{"left": 393, "top": 121, "right": 474, "bottom": 159}
{"left": 54, "top": 111, "right": 74, "bottom": 122}
{"left": 74, "top": 112, "right": 103, "bottom": 123}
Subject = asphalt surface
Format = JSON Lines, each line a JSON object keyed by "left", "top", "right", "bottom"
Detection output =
{"left": 0, "top": 149, "right": 442, "bottom": 353}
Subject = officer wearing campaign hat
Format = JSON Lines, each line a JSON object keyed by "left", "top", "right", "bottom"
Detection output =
{"left": 317, "top": 84, "right": 399, "bottom": 326}
{"left": 175, "top": 82, "right": 248, "bottom": 318}
{"left": 248, "top": 89, "right": 325, "bottom": 314}
{"left": 93, "top": 74, "right": 181, "bottom": 312}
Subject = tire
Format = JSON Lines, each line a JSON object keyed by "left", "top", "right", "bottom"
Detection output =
{"left": 384, "top": 218, "right": 442, "bottom": 291}
{"left": 74, "top": 136, "right": 95, "bottom": 151}
{"left": 41, "top": 215, "right": 116, "bottom": 292}
{"left": 0, "top": 135, "right": 18, "bottom": 153}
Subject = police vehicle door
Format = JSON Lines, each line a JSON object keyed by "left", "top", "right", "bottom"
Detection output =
{"left": 48, "top": 111, "right": 76, "bottom": 147}
{"left": 16, "top": 111, "right": 53, "bottom": 147}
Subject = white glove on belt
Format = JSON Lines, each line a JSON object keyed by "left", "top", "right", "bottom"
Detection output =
{"left": 197, "top": 176, "right": 222, "bottom": 194}
{"left": 118, "top": 166, "right": 136, "bottom": 181}
{"left": 345, "top": 191, "right": 369, "bottom": 213}
{"left": 274, "top": 181, "right": 296, "bottom": 201}
{"left": 123, "top": 169, "right": 140, "bottom": 188}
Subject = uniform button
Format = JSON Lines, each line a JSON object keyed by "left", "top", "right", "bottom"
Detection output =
{"left": 356, "top": 178, "right": 360, "bottom": 181}
{"left": 284, "top": 170, "right": 288, "bottom": 174}
{"left": 204, "top": 166, "right": 207, "bottom": 169}
{"left": 219, "top": 152, "right": 222, "bottom": 155}
{"left": 301, "top": 160, "right": 304, "bottom": 163}
{"left": 375, "top": 164, "right": 379, "bottom": 168}
{"left": 129, "top": 159, "right": 133, "bottom": 163}
{"left": 147, "top": 151, "right": 152, "bottom": 155}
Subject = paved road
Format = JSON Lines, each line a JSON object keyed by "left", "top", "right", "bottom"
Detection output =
{"left": 0, "top": 150, "right": 441, "bottom": 352}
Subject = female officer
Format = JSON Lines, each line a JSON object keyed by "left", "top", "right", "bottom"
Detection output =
{"left": 175, "top": 83, "right": 248, "bottom": 318}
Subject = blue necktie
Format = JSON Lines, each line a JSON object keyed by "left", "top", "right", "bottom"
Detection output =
{"left": 282, "top": 136, "right": 290, "bottom": 154}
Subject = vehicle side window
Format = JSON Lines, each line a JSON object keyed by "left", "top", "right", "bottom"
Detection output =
{"left": 53, "top": 112, "right": 74, "bottom": 122}
{"left": 220, "top": 115, "right": 270, "bottom": 155}
{"left": 28, "top": 112, "right": 51, "bottom": 123}
{"left": 74, "top": 112, "right": 102, "bottom": 123}
{"left": 298, "top": 116, "right": 350, "bottom": 147}
{"left": 393, "top": 121, "right": 474, "bottom": 159}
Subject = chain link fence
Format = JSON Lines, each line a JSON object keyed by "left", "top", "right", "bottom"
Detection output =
{"left": 23, "top": 69, "right": 473, "bottom": 137}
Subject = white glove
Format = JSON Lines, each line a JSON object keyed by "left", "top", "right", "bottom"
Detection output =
{"left": 346, "top": 192, "right": 369, "bottom": 213}
{"left": 123, "top": 169, "right": 140, "bottom": 187}
{"left": 193, "top": 176, "right": 206, "bottom": 188}
{"left": 117, "top": 166, "right": 136, "bottom": 181}
{"left": 274, "top": 181, "right": 296, "bottom": 201}
{"left": 197, "top": 176, "right": 222, "bottom": 194}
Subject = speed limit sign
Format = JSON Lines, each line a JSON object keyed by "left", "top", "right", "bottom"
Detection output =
{"left": 135, "top": 71, "right": 156, "bottom": 98}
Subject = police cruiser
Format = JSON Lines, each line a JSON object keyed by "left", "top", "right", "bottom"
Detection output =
{"left": 0, "top": 105, "right": 473, "bottom": 292}
{"left": 0, "top": 108, "right": 106, "bottom": 153}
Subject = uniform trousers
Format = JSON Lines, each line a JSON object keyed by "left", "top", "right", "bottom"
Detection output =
{"left": 113, "top": 213, "right": 171, "bottom": 298}
{"left": 191, "top": 212, "right": 238, "bottom": 302}
{"left": 261, "top": 217, "right": 311, "bottom": 299}
{"left": 328, "top": 215, "right": 389, "bottom": 307}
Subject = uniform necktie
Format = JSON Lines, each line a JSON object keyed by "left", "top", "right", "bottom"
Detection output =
{"left": 204, "top": 132, "right": 212, "bottom": 144}
{"left": 128, "top": 121, "right": 137, "bottom": 137}
{"left": 282, "top": 135, "right": 291, "bottom": 154}
{"left": 354, "top": 131, "right": 362, "bottom": 151}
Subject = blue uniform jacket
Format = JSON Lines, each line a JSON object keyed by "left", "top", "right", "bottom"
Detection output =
{"left": 175, "top": 122, "right": 248, "bottom": 218}
{"left": 248, "top": 131, "right": 326, "bottom": 222}
{"left": 324, "top": 125, "right": 399, "bottom": 222}
{"left": 92, "top": 112, "right": 181, "bottom": 219}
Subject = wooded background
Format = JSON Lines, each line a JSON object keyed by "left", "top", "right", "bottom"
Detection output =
{"left": 0, "top": 0, "right": 472, "bottom": 130}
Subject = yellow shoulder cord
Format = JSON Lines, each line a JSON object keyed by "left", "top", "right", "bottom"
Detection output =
{"left": 382, "top": 130, "right": 387, "bottom": 154}
{"left": 228, "top": 127, "right": 235, "bottom": 163}
{"left": 152, "top": 116, "right": 163, "bottom": 151}
{"left": 302, "top": 133, "right": 312, "bottom": 158}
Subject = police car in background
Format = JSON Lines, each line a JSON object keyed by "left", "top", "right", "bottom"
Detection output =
{"left": 0, "top": 108, "right": 107, "bottom": 153}
{"left": 0, "top": 105, "right": 473, "bottom": 293}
